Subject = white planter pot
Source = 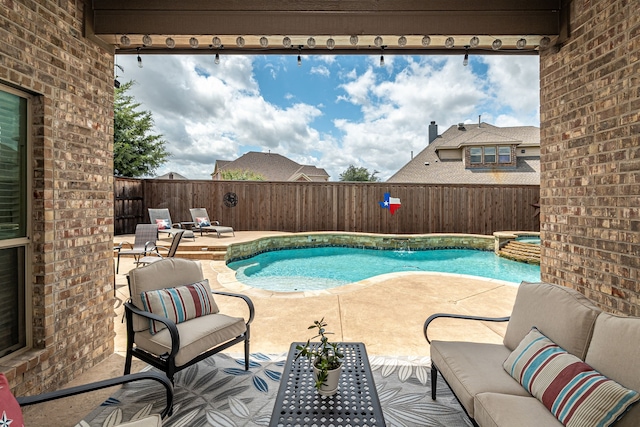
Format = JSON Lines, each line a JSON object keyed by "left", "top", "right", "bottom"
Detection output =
{"left": 312, "top": 361, "right": 342, "bottom": 396}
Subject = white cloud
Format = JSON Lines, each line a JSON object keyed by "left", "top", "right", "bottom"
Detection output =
{"left": 310, "top": 65, "right": 330, "bottom": 77}
{"left": 116, "top": 53, "right": 540, "bottom": 181}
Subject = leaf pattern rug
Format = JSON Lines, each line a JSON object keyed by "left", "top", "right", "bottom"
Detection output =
{"left": 80, "top": 353, "right": 472, "bottom": 427}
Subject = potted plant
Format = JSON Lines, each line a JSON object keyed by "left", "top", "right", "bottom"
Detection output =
{"left": 295, "top": 318, "right": 344, "bottom": 396}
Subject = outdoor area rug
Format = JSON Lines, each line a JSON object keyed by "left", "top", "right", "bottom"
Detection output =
{"left": 79, "top": 353, "right": 472, "bottom": 427}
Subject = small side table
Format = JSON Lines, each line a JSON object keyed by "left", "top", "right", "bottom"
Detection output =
{"left": 269, "top": 342, "right": 386, "bottom": 427}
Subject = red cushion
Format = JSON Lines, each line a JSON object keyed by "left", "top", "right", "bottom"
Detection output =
{"left": 0, "top": 373, "right": 24, "bottom": 426}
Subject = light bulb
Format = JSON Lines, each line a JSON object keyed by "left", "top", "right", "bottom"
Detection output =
{"left": 214, "top": 53, "right": 220, "bottom": 65}
{"left": 349, "top": 35, "right": 359, "bottom": 46}
{"left": 307, "top": 37, "right": 316, "bottom": 48}
{"left": 516, "top": 38, "right": 527, "bottom": 49}
{"left": 165, "top": 37, "right": 175, "bottom": 48}
{"left": 283, "top": 37, "right": 292, "bottom": 48}
{"left": 463, "top": 52, "right": 469, "bottom": 66}
{"left": 142, "top": 34, "right": 152, "bottom": 46}
{"left": 326, "top": 38, "right": 335, "bottom": 50}
{"left": 120, "top": 35, "right": 131, "bottom": 47}
{"left": 469, "top": 36, "right": 480, "bottom": 48}
{"left": 398, "top": 36, "right": 407, "bottom": 47}
{"left": 236, "top": 36, "right": 245, "bottom": 47}
{"left": 374, "top": 36, "right": 383, "bottom": 47}
{"left": 539, "top": 36, "right": 551, "bottom": 49}
{"left": 421, "top": 35, "right": 431, "bottom": 46}
{"left": 380, "top": 55, "right": 384, "bottom": 66}
{"left": 212, "top": 36, "right": 222, "bottom": 48}
{"left": 137, "top": 54, "right": 143, "bottom": 68}
{"left": 297, "top": 55, "right": 301, "bottom": 66}
{"left": 260, "top": 36, "right": 269, "bottom": 47}
{"left": 492, "top": 39, "right": 502, "bottom": 50}
{"left": 189, "top": 37, "right": 199, "bottom": 48}
{"left": 445, "top": 37, "right": 455, "bottom": 48}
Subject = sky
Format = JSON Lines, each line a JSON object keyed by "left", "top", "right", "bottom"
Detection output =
{"left": 115, "top": 53, "right": 540, "bottom": 181}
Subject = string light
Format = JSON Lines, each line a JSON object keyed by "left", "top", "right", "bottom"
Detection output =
{"left": 165, "top": 37, "right": 175, "bottom": 48}
{"left": 492, "top": 39, "right": 503, "bottom": 50}
{"left": 236, "top": 36, "right": 245, "bottom": 47}
{"left": 469, "top": 36, "right": 480, "bottom": 48}
{"left": 260, "top": 36, "right": 269, "bottom": 47}
{"left": 326, "top": 37, "right": 335, "bottom": 50}
{"left": 297, "top": 46, "right": 302, "bottom": 66}
{"left": 516, "top": 38, "right": 527, "bottom": 49}
{"left": 215, "top": 52, "right": 220, "bottom": 64}
{"left": 212, "top": 36, "right": 222, "bottom": 48}
{"left": 421, "top": 36, "right": 431, "bottom": 46}
{"left": 283, "top": 36, "right": 292, "bottom": 48}
{"left": 463, "top": 46, "right": 469, "bottom": 66}
{"left": 189, "top": 37, "right": 199, "bottom": 48}
{"left": 445, "top": 37, "right": 455, "bottom": 48}
{"left": 120, "top": 35, "right": 131, "bottom": 46}
{"left": 349, "top": 35, "right": 359, "bottom": 46}
{"left": 136, "top": 48, "right": 143, "bottom": 68}
{"left": 142, "top": 34, "right": 152, "bottom": 46}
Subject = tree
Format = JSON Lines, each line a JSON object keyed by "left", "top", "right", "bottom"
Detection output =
{"left": 114, "top": 81, "right": 170, "bottom": 177}
{"left": 339, "top": 165, "right": 380, "bottom": 182}
{"left": 220, "top": 169, "right": 265, "bottom": 181}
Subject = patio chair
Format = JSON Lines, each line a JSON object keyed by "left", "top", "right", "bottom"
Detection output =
{"left": 114, "top": 223, "right": 158, "bottom": 273}
{"left": 135, "top": 230, "right": 184, "bottom": 268}
{"left": 189, "top": 207, "right": 235, "bottom": 238}
{"left": 5, "top": 371, "right": 173, "bottom": 427}
{"left": 124, "top": 258, "right": 254, "bottom": 382}
{"left": 148, "top": 208, "right": 195, "bottom": 241}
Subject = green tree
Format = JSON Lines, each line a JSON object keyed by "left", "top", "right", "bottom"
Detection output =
{"left": 339, "top": 165, "right": 380, "bottom": 182}
{"left": 221, "top": 169, "right": 265, "bottom": 181}
{"left": 114, "top": 81, "right": 170, "bottom": 177}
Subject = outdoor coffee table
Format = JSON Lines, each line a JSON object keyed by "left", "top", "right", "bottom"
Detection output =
{"left": 269, "top": 342, "right": 386, "bottom": 427}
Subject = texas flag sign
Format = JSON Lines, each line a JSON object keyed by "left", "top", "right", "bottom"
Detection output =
{"left": 379, "top": 192, "right": 401, "bottom": 215}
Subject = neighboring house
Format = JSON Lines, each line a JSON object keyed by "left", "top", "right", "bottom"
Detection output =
{"left": 212, "top": 151, "right": 330, "bottom": 181}
{"left": 155, "top": 172, "right": 188, "bottom": 180}
{"left": 387, "top": 121, "right": 540, "bottom": 185}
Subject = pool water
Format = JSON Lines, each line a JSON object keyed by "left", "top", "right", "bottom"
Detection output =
{"left": 516, "top": 236, "right": 541, "bottom": 245}
{"left": 228, "top": 247, "right": 541, "bottom": 292}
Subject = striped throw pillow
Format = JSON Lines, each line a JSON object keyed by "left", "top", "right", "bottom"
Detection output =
{"left": 504, "top": 327, "right": 639, "bottom": 427}
{"left": 140, "top": 280, "right": 219, "bottom": 334}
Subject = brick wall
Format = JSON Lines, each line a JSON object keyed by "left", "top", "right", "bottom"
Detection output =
{"left": 539, "top": 0, "right": 639, "bottom": 315}
{"left": 0, "top": 1, "right": 115, "bottom": 394}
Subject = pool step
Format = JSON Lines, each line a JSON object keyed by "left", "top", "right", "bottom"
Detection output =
{"left": 498, "top": 241, "right": 540, "bottom": 265}
{"left": 176, "top": 248, "right": 227, "bottom": 260}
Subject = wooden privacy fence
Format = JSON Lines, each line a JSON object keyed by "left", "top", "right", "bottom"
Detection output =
{"left": 114, "top": 178, "right": 540, "bottom": 235}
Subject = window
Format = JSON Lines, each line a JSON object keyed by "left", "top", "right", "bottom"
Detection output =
{"left": 469, "top": 147, "right": 482, "bottom": 164}
{"left": 0, "top": 85, "right": 30, "bottom": 358}
{"left": 499, "top": 146, "right": 511, "bottom": 163}
{"left": 484, "top": 146, "right": 496, "bottom": 163}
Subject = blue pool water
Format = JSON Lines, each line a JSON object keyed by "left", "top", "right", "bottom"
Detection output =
{"left": 228, "top": 247, "right": 541, "bottom": 292}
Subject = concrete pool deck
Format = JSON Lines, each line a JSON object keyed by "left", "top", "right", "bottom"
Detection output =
{"left": 23, "top": 231, "right": 520, "bottom": 425}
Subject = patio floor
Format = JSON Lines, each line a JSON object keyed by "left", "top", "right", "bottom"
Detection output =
{"left": 22, "top": 231, "right": 520, "bottom": 426}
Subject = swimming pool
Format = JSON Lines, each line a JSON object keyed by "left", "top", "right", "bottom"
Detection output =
{"left": 228, "top": 246, "right": 541, "bottom": 292}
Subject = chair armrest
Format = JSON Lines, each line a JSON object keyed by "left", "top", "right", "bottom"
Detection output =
{"left": 124, "top": 302, "right": 181, "bottom": 358}
{"left": 144, "top": 245, "right": 169, "bottom": 255}
{"left": 16, "top": 371, "right": 174, "bottom": 419}
{"left": 423, "top": 313, "right": 510, "bottom": 344}
{"left": 213, "top": 220, "right": 220, "bottom": 225}
{"left": 171, "top": 222, "right": 183, "bottom": 229}
{"left": 116, "top": 241, "right": 134, "bottom": 250}
{"left": 211, "top": 290, "right": 255, "bottom": 326}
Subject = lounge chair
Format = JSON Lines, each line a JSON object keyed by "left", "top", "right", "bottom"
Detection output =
{"left": 189, "top": 208, "right": 235, "bottom": 238}
{"left": 7, "top": 371, "right": 173, "bottom": 426}
{"left": 148, "top": 208, "right": 195, "bottom": 241}
{"left": 114, "top": 223, "right": 158, "bottom": 273}
{"left": 135, "top": 230, "right": 184, "bottom": 268}
{"left": 124, "top": 258, "right": 254, "bottom": 382}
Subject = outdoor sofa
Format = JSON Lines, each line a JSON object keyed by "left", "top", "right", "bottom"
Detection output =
{"left": 424, "top": 281, "right": 640, "bottom": 427}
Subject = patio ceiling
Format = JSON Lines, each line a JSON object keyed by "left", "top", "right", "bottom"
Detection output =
{"left": 87, "top": 0, "right": 568, "bottom": 56}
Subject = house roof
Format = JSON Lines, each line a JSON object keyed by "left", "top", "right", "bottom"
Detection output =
{"left": 387, "top": 123, "right": 540, "bottom": 185}
{"left": 155, "top": 171, "right": 188, "bottom": 180}
{"left": 215, "top": 152, "right": 330, "bottom": 181}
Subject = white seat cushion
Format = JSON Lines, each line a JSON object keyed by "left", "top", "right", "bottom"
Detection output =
{"left": 135, "top": 313, "right": 246, "bottom": 366}
{"left": 430, "top": 341, "right": 530, "bottom": 417}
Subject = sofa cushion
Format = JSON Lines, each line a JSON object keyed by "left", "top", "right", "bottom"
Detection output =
{"left": 504, "top": 328, "right": 639, "bottom": 427}
{"left": 155, "top": 219, "right": 171, "bottom": 230}
{"left": 474, "top": 393, "right": 562, "bottom": 427}
{"left": 0, "top": 373, "right": 24, "bottom": 427}
{"left": 196, "top": 216, "right": 211, "bottom": 227}
{"left": 503, "top": 282, "right": 601, "bottom": 359}
{"left": 430, "top": 341, "right": 530, "bottom": 417}
{"left": 140, "top": 279, "right": 219, "bottom": 334}
{"left": 585, "top": 313, "right": 640, "bottom": 427}
{"left": 135, "top": 313, "right": 247, "bottom": 367}
{"left": 129, "top": 258, "right": 206, "bottom": 332}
